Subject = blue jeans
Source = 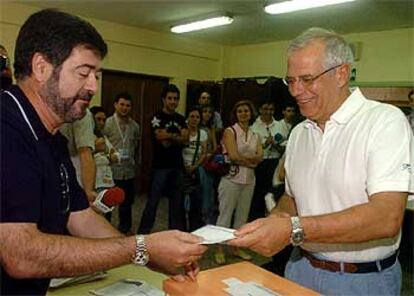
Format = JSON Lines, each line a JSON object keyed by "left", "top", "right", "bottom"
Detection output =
{"left": 138, "top": 169, "right": 185, "bottom": 234}
{"left": 285, "top": 249, "right": 402, "bottom": 296}
{"left": 197, "top": 166, "right": 216, "bottom": 224}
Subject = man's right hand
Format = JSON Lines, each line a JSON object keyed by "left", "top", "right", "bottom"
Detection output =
{"left": 144, "top": 230, "right": 207, "bottom": 280}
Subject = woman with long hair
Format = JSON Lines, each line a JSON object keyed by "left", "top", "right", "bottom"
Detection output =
{"left": 182, "top": 106, "right": 208, "bottom": 231}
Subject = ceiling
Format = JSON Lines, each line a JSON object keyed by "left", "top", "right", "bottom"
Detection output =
{"left": 15, "top": 0, "right": 414, "bottom": 46}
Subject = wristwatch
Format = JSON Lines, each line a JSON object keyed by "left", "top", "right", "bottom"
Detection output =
{"left": 132, "top": 235, "right": 149, "bottom": 266}
{"left": 290, "top": 216, "right": 305, "bottom": 246}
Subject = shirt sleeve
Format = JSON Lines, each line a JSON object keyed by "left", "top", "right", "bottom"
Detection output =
{"left": 200, "top": 129, "right": 208, "bottom": 143}
{"left": 133, "top": 121, "right": 140, "bottom": 149}
{"left": 73, "top": 110, "right": 95, "bottom": 150}
{"left": 367, "top": 108, "right": 414, "bottom": 195}
{"left": 214, "top": 112, "right": 223, "bottom": 129}
{"left": 179, "top": 114, "right": 188, "bottom": 129}
{"left": 1, "top": 122, "right": 43, "bottom": 222}
{"left": 151, "top": 114, "right": 163, "bottom": 132}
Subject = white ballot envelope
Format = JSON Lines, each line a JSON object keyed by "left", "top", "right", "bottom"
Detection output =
{"left": 192, "top": 224, "right": 236, "bottom": 244}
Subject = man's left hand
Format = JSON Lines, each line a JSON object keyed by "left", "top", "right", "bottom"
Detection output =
{"left": 86, "top": 190, "right": 98, "bottom": 204}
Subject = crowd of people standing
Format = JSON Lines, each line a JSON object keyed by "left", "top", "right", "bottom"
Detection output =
{"left": 82, "top": 85, "right": 299, "bottom": 265}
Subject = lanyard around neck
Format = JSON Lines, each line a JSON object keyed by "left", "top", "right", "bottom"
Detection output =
{"left": 114, "top": 113, "right": 129, "bottom": 147}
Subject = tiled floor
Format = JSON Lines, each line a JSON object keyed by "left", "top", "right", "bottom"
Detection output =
{"left": 111, "top": 194, "right": 413, "bottom": 295}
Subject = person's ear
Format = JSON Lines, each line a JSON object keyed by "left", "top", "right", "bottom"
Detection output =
{"left": 31, "top": 53, "right": 53, "bottom": 83}
{"left": 337, "top": 64, "right": 351, "bottom": 88}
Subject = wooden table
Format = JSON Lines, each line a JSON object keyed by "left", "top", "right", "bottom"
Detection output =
{"left": 47, "top": 264, "right": 167, "bottom": 295}
{"left": 163, "top": 261, "right": 319, "bottom": 295}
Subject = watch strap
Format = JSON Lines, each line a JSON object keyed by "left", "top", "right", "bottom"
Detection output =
{"left": 291, "top": 216, "right": 301, "bottom": 229}
{"left": 133, "top": 235, "right": 149, "bottom": 266}
{"left": 290, "top": 216, "right": 305, "bottom": 246}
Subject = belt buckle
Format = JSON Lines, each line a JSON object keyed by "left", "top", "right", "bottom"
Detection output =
{"left": 344, "top": 263, "right": 358, "bottom": 273}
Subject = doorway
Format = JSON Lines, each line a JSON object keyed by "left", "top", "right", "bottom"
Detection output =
{"left": 101, "top": 69, "right": 168, "bottom": 193}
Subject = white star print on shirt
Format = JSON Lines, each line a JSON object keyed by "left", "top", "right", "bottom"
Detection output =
{"left": 151, "top": 116, "right": 161, "bottom": 127}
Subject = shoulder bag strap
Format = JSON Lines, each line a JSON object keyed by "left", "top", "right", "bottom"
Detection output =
{"left": 191, "top": 129, "right": 201, "bottom": 166}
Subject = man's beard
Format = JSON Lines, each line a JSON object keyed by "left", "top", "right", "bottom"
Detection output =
{"left": 39, "top": 69, "right": 93, "bottom": 123}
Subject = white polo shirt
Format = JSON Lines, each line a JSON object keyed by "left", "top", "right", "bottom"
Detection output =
{"left": 285, "top": 87, "right": 413, "bottom": 262}
{"left": 251, "top": 117, "right": 281, "bottom": 159}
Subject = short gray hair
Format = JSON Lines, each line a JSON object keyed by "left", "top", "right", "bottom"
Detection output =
{"left": 288, "top": 27, "right": 354, "bottom": 69}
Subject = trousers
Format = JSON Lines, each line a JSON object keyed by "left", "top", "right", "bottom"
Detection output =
{"left": 138, "top": 168, "right": 185, "bottom": 234}
{"left": 285, "top": 249, "right": 402, "bottom": 296}
{"left": 216, "top": 177, "right": 254, "bottom": 229}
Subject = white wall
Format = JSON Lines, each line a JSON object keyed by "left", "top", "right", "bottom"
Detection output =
{"left": 223, "top": 28, "right": 414, "bottom": 85}
{"left": 2, "top": 2, "right": 412, "bottom": 113}
{"left": 0, "top": 3, "right": 225, "bottom": 112}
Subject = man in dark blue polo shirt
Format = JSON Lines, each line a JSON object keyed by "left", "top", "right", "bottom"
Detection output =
{"left": 0, "top": 9, "right": 206, "bottom": 295}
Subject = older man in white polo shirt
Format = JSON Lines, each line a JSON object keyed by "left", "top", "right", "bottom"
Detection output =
{"left": 229, "top": 27, "right": 413, "bottom": 295}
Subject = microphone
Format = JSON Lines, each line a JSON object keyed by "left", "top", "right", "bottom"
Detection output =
{"left": 93, "top": 187, "right": 125, "bottom": 214}
{"left": 274, "top": 133, "right": 283, "bottom": 144}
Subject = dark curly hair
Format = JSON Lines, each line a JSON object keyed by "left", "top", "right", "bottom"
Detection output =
{"left": 114, "top": 92, "right": 132, "bottom": 103}
{"left": 161, "top": 84, "right": 180, "bottom": 100}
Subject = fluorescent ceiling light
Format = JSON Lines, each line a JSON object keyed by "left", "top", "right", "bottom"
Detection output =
{"left": 171, "top": 16, "right": 233, "bottom": 34}
{"left": 265, "top": 0, "right": 355, "bottom": 14}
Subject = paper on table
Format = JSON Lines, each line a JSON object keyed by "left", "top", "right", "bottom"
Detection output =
{"left": 49, "top": 271, "right": 107, "bottom": 288}
{"left": 89, "top": 279, "right": 163, "bottom": 296}
{"left": 222, "top": 278, "right": 280, "bottom": 296}
{"left": 192, "top": 224, "right": 236, "bottom": 244}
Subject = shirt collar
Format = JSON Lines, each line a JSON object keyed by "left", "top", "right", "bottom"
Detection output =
{"left": 331, "top": 87, "right": 365, "bottom": 125}
{"left": 255, "top": 116, "right": 276, "bottom": 127}
{"left": 7, "top": 85, "right": 53, "bottom": 140}
{"left": 304, "top": 87, "right": 366, "bottom": 129}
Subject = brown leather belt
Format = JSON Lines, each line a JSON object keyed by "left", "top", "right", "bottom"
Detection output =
{"left": 301, "top": 249, "right": 398, "bottom": 273}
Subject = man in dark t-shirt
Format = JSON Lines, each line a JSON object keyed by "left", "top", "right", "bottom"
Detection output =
{"left": 138, "top": 84, "right": 189, "bottom": 234}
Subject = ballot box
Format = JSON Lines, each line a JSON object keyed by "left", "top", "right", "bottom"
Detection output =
{"left": 163, "top": 261, "right": 319, "bottom": 295}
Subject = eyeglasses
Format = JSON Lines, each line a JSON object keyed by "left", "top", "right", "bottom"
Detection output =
{"left": 283, "top": 64, "right": 343, "bottom": 89}
{"left": 59, "top": 164, "right": 70, "bottom": 214}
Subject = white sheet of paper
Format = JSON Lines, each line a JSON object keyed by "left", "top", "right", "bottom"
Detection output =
{"left": 222, "top": 277, "right": 244, "bottom": 287}
{"left": 192, "top": 224, "right": 236, "bottom": 244}
{"left": 223, "top": 278, "right": 280, "bottom": 296}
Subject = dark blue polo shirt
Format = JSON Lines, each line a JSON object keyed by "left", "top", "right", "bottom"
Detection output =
{"left": 1, "top": 86, "right": 89, "bottom": 295}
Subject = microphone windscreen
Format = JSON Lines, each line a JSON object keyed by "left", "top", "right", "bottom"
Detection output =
{"left": 102, "top": 187, "right": 125, "bottom": 207}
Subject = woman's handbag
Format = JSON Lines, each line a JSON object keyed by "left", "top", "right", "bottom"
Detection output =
{"left": 202, "top": 127, "right": 239, "bottom": 177}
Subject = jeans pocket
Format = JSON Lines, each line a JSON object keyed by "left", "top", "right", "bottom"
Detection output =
{"left": 378, "top": 261, "right": 402, "bottom": 295}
